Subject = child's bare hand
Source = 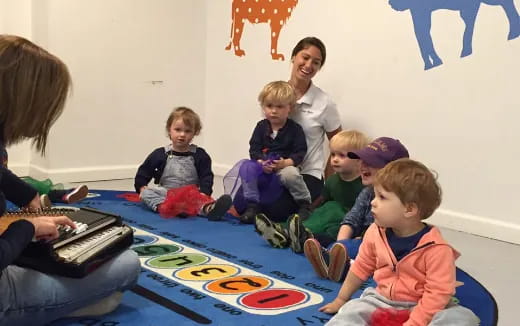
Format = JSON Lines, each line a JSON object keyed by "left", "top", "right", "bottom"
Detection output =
{"left": 139, "top": 186, "right": 148, "bottom": 199}
{"left": 318, "top": 298, "right": 346, "bottom": 314}
{"left": 272, "top": 159, "right": 286, "bottom": 171}
{"left": 258, "top": 160, "right": 274, "bottom": 174}
{"left": 262, "top": 163, "right": 274, "bottom": 174}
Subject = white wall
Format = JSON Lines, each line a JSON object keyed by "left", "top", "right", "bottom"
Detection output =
{"left": 2, "top": 0, "right": 207, "bottom": 182}
{"left": 205, "top": 1, "right": 520, "bottom": 244}
{"left": 2, "top": 0, "right": 519, "bottom": 243}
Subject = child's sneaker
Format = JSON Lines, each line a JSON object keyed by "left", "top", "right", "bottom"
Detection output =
{"left": 303, "top": 238, "right": 329, "bottom": 279}
{"left": 40, "top": 194, "right": 51, "bottom": 209}
{"left": 254, "top": 213, "right": 288, "bottom": 248}
{"left": 205, "top": 194, "right": 232, "bottom": 221}
{"left": 328, "top": 242, "right": 350, "bottom": 282}
{"left": 296, "top": 200, "right": 312, "bottom": 221}
{"left": 240, "top": 202, "right": 259, "bottom": 224}
{"left": 63, "top": 185, "right": 89, "bottom": 204}
{"left": 287, "top": 214, "right": 312, "bottom": 253}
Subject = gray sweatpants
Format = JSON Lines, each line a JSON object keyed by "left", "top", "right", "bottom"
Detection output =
{"left": 326, "top": 287, "right": 480, "bottom": 326}
{"left": 278, "top": 166, "right": 311, "bottom": 203}
{"left": 140, "top": 186, "right": 168, "bottom": 211}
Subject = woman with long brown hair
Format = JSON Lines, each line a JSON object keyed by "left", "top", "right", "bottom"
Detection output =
{"left": 0, "top": 35, "right": 140, "bottom": 325}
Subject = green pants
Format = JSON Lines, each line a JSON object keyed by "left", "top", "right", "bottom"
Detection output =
{"left": 303, "top": 201, "right": 346, "bottom": 239}
{"left": 20, "top": 176, "right": 63, "bottom": 195}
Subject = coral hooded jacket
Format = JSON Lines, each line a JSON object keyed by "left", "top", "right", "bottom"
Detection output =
{"left": 351, "top": 223, "right": 460, "bottom": 326}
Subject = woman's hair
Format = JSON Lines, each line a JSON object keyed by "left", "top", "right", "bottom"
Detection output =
{"left": 258, "top": 81, "right": 296, "bottom": 107}
{"left": 291, "top": 37, "right": 327, "bottom": 67}
{"left": 330, "top": 130, "right": 370, "bottom": 152}
{"left": 0, "top": 35, "right": 71, "bottom": 155}
{"left": 165, "top": 107, "right": 202, "bottom": 136}
{"left": 375, "top": 158, "right": 442, "bottom": 219}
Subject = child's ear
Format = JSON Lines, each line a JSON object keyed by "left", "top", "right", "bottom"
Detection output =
{"left": 404, "top": 202, "right": 419, "bottom": 218}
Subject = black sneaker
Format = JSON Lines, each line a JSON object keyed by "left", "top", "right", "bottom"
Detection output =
{"left": 206, "top": 194, "right": 233, "bottom": 221}
{"left": 296, "top": 201, "right": 312, "bottom": 221}
{"left": 240, "top": 202, "right": 259, "bottom": 224}
{"left": 255, "top": 213, "right": 289, "bottom": 248}
{"left": 287, "top": 214, "right": 312, "bottom": 253}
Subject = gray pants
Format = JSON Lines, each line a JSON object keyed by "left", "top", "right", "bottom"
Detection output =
{"left": 140, "top": 186, "right": 168, "bottom": 211}
{"left": 278, "top": 166, "right": 311, "bottom": 203}
{"left": 326, "top": 287, "right": 480, "bottom": 326}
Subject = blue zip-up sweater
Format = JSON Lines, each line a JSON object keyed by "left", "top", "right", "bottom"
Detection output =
{"left": 340, "top": 186, "right": 375, "bottom": 238}
{"left": 134, "top": 145, "right": 214, "bottom": 195}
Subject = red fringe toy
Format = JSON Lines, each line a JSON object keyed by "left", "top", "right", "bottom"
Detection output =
{"left": 370, "top": 307, "right": 410, "bottom": 326}
{"left": 158, "top": 184, "right": 213, "bottom": 218}
{"left": 116, "top": 192, "right": 141, "bottom": 202}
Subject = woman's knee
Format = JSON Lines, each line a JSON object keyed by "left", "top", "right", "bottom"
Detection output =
{"left": 105, "top": 250, "right": 140, "bottom": 288}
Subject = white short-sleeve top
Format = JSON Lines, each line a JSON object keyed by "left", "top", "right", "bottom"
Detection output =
{"left": 290, "top": 83, "right": 341, "bottom": 179}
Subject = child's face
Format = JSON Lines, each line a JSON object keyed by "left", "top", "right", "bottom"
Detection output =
{"left": 360, "top": 161, "right": 380, "bottom": 185}
{"left": 262, "top": 101, "right": 291, "bottom": 126}
{"left": 330, "top": 146, "right": 360, "bottom": 177}
{"left": 371, "top": 185, "right": 407, "bottom": 228}
{"left": 169, "top": 118, "right": 195, "bottom": 151}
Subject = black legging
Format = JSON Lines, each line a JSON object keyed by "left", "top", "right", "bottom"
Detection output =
{"left": 259, "top": 174, "right": 323, "bottom": 222}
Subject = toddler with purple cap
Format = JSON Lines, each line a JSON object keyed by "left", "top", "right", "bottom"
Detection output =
{"left": 304, "top": 137, "right": 409, "bottom": 282}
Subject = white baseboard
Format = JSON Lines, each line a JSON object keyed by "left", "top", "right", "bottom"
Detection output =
{"left": 9, "top": 163, "right": 137, "bottom": 183}
{"left": 213, "top": 163, "right": 233, "bottom": 178}
{"left": 427, "top": 209, "right": 520, "bottom": 245}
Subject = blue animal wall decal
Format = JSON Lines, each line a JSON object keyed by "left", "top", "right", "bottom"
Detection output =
{"left": 389, "top": 0, "right": 520, "bottom": 70}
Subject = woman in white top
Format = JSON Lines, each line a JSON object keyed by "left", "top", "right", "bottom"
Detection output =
{"left": 262, "top": 37, "right": 342, "bottom": 221}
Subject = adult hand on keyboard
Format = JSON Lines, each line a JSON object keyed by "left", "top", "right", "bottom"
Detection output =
{"left": 29, "top": 216, "right": 76, "bottom": 241}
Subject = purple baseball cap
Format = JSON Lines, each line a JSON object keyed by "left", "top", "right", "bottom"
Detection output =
{"left": 347, "top": 137, "right": 409, "bottom": 168}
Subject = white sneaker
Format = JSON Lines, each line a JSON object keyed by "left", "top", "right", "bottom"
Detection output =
{"left": 40, "top": 194, "right": 51, "bottom": 209}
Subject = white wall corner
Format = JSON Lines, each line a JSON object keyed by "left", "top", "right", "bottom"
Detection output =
{"left": 428, "top": 209, "right": 520, "bottom": 245}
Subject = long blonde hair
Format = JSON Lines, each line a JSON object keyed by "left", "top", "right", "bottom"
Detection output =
{"left": 0, "top": 35, "right": 71, "bottom": 154}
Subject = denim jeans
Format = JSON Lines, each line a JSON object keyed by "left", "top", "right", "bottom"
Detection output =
{"left": 0, "top": 249, "right": 140, "bottom": 326}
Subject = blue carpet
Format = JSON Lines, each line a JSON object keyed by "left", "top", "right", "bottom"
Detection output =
{"left": 44, "top": 190, "right": 496, "bottom": 326}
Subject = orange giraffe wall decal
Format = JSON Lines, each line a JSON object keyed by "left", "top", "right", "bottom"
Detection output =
{"left": 225, "top": 0, "right": 299, "bottom": 60}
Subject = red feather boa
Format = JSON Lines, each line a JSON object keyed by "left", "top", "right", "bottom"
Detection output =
{"left": 370, "top": 307, "right": 410, "bottom": 326}
{"left": 158, "top": 184, "right": 213, "bottom": 218}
